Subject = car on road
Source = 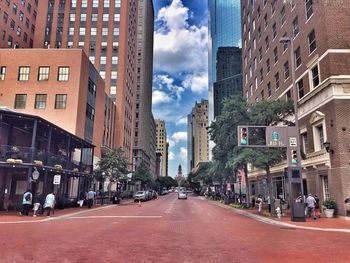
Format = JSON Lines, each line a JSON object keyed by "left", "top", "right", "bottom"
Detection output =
{"left": 178, "top": 191, "right": 187, "bottom": 200}
{"left": 134, "top": 191, "right": 147, "bottom": 202}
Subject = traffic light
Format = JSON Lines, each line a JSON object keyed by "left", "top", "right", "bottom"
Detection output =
{"left": 241, "top": 127, "right": 248, "bottom": 145}
{"left": 291, "top": 149, "right": 298, "bottom": 165}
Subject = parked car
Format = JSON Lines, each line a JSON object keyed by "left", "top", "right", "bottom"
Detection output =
{"left": 134, "top": 191, "right": 147, "bottom": 202}
{"left": 178, "top": 191, "right": 187, "bottom": 200}
{"left": 149, "top": 190, "right": 158, "bottom": 199}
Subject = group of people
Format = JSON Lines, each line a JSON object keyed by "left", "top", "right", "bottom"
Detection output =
{"left": 77, "top": 189, "right": 96, "bottom": 209}
{"left": 20, "top": 189, "right": 55, "bottom": 217}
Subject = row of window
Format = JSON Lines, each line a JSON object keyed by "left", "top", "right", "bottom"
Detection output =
{"left": 0, "top": 66, "right": 70, "bottom": 82}
{"left": 71, "top": 0, "right": 121, "bottom": 8}
{"left": 69, "top": 27, "right": 119, "bottom": 36}
{"left": 14, "top": 94, "right": 67, "bottom": 110}
{"left": 69, "top": 13, "right": 120, "bottom": 22}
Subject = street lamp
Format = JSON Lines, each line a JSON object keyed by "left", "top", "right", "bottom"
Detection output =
{"left": 32, "top": 167, "right": 40, "bottom": 181}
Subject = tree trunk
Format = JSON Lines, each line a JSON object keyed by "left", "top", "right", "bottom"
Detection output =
{"left": 244, "top": 164, "right": 250, "bottom": 207}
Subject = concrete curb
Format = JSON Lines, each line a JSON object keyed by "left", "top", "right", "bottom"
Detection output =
{"left": 202, "top": 197, "right": 350, "bottom": 233}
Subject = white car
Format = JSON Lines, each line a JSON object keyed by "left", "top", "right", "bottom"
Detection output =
{"left": 134, "top": 191, "right": 147, "bottom": 202}
{"left": 178, "top": 191, "right": 187, "bottom": 200}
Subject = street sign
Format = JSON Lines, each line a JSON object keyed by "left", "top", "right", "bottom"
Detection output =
{"left": 53, "top": 175, "right": 61, "bottom": 185}
{"left": 265, "top": 126, "right": 288, "bottom": 147}
{"left": 289, "top": 137, "right": 297, "bottom": 147}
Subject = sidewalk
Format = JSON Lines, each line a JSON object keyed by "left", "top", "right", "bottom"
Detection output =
{"left": 206, "top": 198, "right": 350, "bottom": 233}
{"left": 0, "top": 198, "right": 134, "bottom": 223}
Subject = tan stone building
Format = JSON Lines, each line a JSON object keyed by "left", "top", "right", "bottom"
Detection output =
{"left": 187, "top": 99, "right": 209, "bottom": 173}
{"left": 242, "top": 0, "right": 350, "bottom": 216}
{"left": 155, "top": 119, "right": 168, "bottom": 177}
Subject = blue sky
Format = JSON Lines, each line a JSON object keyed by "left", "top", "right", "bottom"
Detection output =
{"left": 152, "top": 0, "right": 208, "bottom": 177}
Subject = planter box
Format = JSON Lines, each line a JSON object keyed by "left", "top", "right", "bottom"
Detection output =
{"left": 324, "top": 209, "right": 334, "bottom": 218}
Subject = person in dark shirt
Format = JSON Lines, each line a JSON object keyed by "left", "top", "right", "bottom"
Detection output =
{"left": 33, "top": 192, "right": 43, "bottom": 217}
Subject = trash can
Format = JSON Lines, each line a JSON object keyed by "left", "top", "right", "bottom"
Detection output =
{"left": 291, "top": 202, "right": 306, "bottom": 222}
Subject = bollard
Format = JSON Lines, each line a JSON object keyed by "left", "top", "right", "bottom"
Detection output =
{"left": 138, "top": 199, "right": 142, "bottom": 207}
{"left": 275, "top": 207, "right": 281, "bottom": 219}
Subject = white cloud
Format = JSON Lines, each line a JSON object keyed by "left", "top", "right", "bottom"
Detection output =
{"left": 176, "top": 117, "right": 188, "bottom": 125}
{"left": 169, "top": 151, "right": 175, "bottom": 160}
{"left": 154, "top": 0, "right": 208, "bottom": 74}
{"left": 179, "top": 147, "right": 187, "bottom": 161}
{"left": 172, "top": 131, "right": 187, "bottom": 142}
{"left": 152, "top": 90, "right": 172, "bottom": 105}
{"left": 182, "top": 72, "right": 208, "bottom": 93}
{"left": 153, "top": 74, "right": 185, "bottom": 103}
{"left": 167, "top": 138, "right": 176, "bottom": 149}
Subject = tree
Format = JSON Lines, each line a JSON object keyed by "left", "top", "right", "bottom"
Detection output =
{"left": 94, "top": 148, "right": 129, "bottom": 193}
{"left": 132, "top": 162, "right": 153, "bottom": 189}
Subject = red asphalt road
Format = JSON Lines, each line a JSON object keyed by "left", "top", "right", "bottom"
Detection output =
{"left": 0, "top": 194, "right": 349, "bottom": 263}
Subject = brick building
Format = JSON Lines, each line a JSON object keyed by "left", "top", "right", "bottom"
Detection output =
{"left": 0, "top": 0, "right": 38, "bottom": 48}
{"left": 155, "top": 119, "right": 168, "bottom": 177}
{"left": 241, "top": 0, "right": 350, "bottom": 216}
{"left": 0, "top": 48, "right": 115, "bottom": 161}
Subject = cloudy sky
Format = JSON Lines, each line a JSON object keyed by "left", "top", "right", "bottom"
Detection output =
{"left": 152, "top": 0, "right": 208, "bottom": 177}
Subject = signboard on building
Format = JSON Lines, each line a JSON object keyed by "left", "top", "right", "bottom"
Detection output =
{"left": 53, "top": 175, "right": 61, "bottom": 185}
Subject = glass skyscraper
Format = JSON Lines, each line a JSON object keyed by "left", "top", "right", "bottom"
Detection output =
{"left": 208, "top": 0, "right": 242, "bottom": 120}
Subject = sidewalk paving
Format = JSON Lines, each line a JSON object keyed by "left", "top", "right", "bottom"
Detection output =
{"left": 205, "top": 198, "right": 350, "bottom": 233}
{"left": 0, "top": 199, "right": 134, "bottom": 223}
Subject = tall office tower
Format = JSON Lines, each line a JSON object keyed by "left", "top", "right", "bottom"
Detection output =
{"left": 149, "top": 115, "right": 157, "bottom": 176}
{"left": 133, "top": 0, "right": 154, "bottom": 172}
{"left": 155, "top": 119, "right": 168, "bottom": 177}
{"left": 213, "top": 47, "right": 243, "bottom": 117}
{"left": 187, "top": 99, "right": 209, "bottom": 172}
{"left": 0, "top": 0, "right": 38, "bottom": 48}
{"left": 33, "top": 0, "right": 138, "bottom": 163}
{"left": 241, "top": 0, "right": 350, "bottom": 216}
{"left": 208, "top": 0, "right": 241, "bottom": 121}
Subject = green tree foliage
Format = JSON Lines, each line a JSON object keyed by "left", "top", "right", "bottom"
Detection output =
{"left": 132, "top": 162, "right": 153, "bottom": 188}
{"left": 94, "top": 148, "right": 129, "bottom": 183}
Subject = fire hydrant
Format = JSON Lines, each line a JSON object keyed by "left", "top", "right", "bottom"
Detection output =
{"left": 275, "top": 207, "right": 281, "bottom": 219}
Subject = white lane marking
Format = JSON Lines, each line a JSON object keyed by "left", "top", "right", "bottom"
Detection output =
{"left": 165, "top": 197, "right": 177, "bottom": 214}
{"left": 68, "top": 215, "right": 163, "bottom": 219}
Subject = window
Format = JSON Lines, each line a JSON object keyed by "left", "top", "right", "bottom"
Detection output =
{"left": 297, "top": 79, "right": 304, "bottom": 99}
{"left": 314, "top": 124, "right": 325, "bottom": 151}
{"left": 103, "top": 14, "right": 109, "bottom": 21}
{"left": 275, "top": 72, "right": 280, "bottom": 90}
{"left": 259, "top": 47, "right": 262, "bottom": 61}
{"left": 81, "top": 13, "right": 86, "bottom": 21}
{"left": 302, "top": 133, "right": 308, "bottom": 154}
{"left": 260, "top": 68, "right": 264, "bottom": 82}
{"left": 266, "top": 59, "right": 270, "bottom": 73}
{"left": 100, "top": 56, "right": 106, "bottom": 65}
{"left": 21, "top": 0, "right": 25, "bottom": 6}
{"left": 34, "top": 94, "right": 47, "bottom": 109}
{"left": 25, "top": 18, "right": 29, "bottom": 28}
{"left": 58, "top": 67, "right": 69, "bottom": 81}
{"left": 18, "top": 66, "right": 30, "bottom": 81}
{"left": 293, "top": 17, "right": 299, "bottom": 37}
{"left": 38, "top": 66, "right": 50, "bottom": 81}
{"left": 280, "top": 6, "right": 286, "bottom": 25}
{"left": 3, "top": 12, "right": 8, "bottom": 24}
{"left": 264, "top": 14, "right": 268, "bottom": 28}
{"left": 24, "top": 32, "right": 28, "bottom": 43}
{"left": 113, "top": 28, "right": 119, "bottom": 36}
{"left": 102, "top": 28, "right": 108, "bottom": 35}
{"left": 305, "top": 0, "right": 313, "bottom": 20}
{"left": 93, "top": 0, "right": 99, "bottom": 7}
{"left": 273, "top": 47, "right": 278, "bottom": 63}
{"left": 79, "top": 28, "right": 85, "bottom": 35}
{"left": 322, "top": 176, "right": 330, "bottom": 200}
{"left": 69, "top": 28, "right": 74, "bottom": 35}
{"left": 265, "top": 36, "right": 269, "bottom": 50}
{"left": 311, "top": 65, "right": 320, "bottom": 88}
{"left": 10, "top": 19, "right": 15, "bottom": 30}
{"left": 267, "top": 82, "right": 272, "bottom": 97}
{"left": 260, "top": 90, "right": 265, "bottom": 100}
{"left": 82, "top": 0, "right": 87, "bottom": 8}
{"left": 19, "top": 11, "right": 24, "bottom": 21}
{"left": 110, "top": 86, "right": 116, "bottom": 95}
{"left": 295, "top": 47, "right": 301, "bottom": 68}
{"left": 104, "top": 0, "right": 110, "bottom": 7}
{"left": 271, "top": 0, "right": 276, "bottom": 14}
{"left": 92, "top": 14, "right": 98, "bottom": 21}
{"left": 115, "top": 0, "right": 121, "bottom": 7}
{"left": 112, "top": 57, "right": 118, "bottom": 64}
{"left": 55, "top": 94, "right": 67, "bottom": 109}
{"left": 272, "top": 23, "right": 277, "bottom": 39}
{"left": 284, "top": 61, "right": 289, "bottom": 79}
{"left": 282, "top": 33, "right": 288, "bottom": 52}
{"left": 27, "top": 3, "right": 32, "bottom": 13}
{"left": 0, "top": 66, "right": 6, "bottom": 80}
{"left": 13, "top": 4, "right": 18, "bottom": 14}
{"left": 258, "top": 26, "right": 261, "bottom": 39}
{"left": 7, "top": 35, "right": 13, "bottom": 46}
{"left": 114, "top": 14, "right": 120, "bottom": 21}
{"left": 14, "top": 94, "right": 27, "bottom": 109}
{"left": 86, "top": 103, "right": 95, "bottom": 120}
{"left": 308, "top": 29, "right": 316, "bottom": 53}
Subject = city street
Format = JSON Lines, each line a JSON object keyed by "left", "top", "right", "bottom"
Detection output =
{"left": 1, "top": 194, "right": 349, "bottom": 263}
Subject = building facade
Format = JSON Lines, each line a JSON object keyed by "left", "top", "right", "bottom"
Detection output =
{"left": 33, "top": 0, "right": 139, "bottom": 163}
{"left": 149, "top": 114, "right": 157, "bottom": 176}
{"left": 0, "top": 48, "right": 115, "bottom": 161}
{"left": 213, "top": 46, "right": 243, "bottom": 117}
{"left": 133, "top": 0, "right": 154, "bottom": 173}
{"left": 208, "top": 0, "right": 241, "bottom": 121}
{"left": 187, "top": 99, "right": 209, "bottom": 172}
{"left": 0, "top": 0, "right": 38, "bottom": 48}
{"left": 155, "top": 119, "right": 167, "bottom": 177}
{"left": 241, "top": 0, "right": 350, "bottom": 216}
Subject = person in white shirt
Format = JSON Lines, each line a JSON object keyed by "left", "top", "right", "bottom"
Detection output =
{"left": 306, "top": 193, "right": 316, "bottom": 220}
{"left": 44, "top": 192, "right": 55, "bottom": 217}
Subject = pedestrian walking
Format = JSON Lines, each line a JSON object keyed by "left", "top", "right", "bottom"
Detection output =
{"left": 314, "top": 194, "right": 320, "bottom": 218}
{"left": 257, "top": 195, "right": 263, "bottom": 213}
{"left": 266, "top": 195, "right": 271, "bottom": 213}
{"left": 20, "top": 189, "right": 32, "bottom": 216}
{"left": 33, "top": 192, "right": 43, "bottom": 217}
{"left": 78, "top": 191, "right": 86, "bottom": 207}
{"left": 44, "top": 192, "right": 55, "bottom": 217}
{"left": 87, "top": 189, "right": 96, "bottom": 209}
{"left": 306, "top": 193, "right": 317, "bottom": 220}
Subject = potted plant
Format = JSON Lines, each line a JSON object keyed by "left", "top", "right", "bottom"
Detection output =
{"left": 34, "top": 160, "right": 43, "bottom": 166}
{"left": 72, "top": 168, "right": 79, "bottom": 173}
{"left": 54, "top": 164, "right": 63, "bottom": 170}
{"left": 323, "top": 197, "right": 337, "bottom": 218}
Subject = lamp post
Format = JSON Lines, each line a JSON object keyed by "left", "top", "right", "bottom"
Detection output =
{"left": 237, "top": 173, "right": 242, "bottom": 204}
{"left": 32, "top": 167, "right": 40, "bottom": 198}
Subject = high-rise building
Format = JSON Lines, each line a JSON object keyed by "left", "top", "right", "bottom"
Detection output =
{"left": 208, "top": 0, "right": 241, "bottom": 121}
{"left": 187, "top": 99, "right": 209, "bottom": 172}
{"left": 242, "top": 0, "right": 350, "bottom": 216}
{"left": 33, "top": 0, "right": 139, "bottom": 163}
{"left": 213, "top": 47, "right": 243, "bottom": 117}
{"left": 155, "top": 119, "right": 168, "bottom": 177}
{"left": 133, "top": 0, "right": 154, "bottom": 173}
{"left": 149, "top": 115, "right": 157, "bottom": 176}
{"left": 0, "top": 0, "right": 38, "bottom": 48}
